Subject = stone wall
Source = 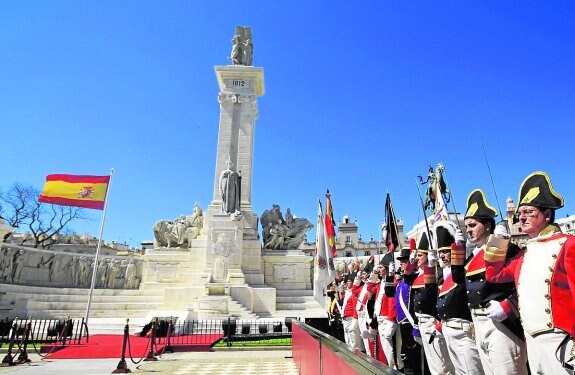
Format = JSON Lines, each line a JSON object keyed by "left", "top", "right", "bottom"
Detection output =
{"left": 0, "top": 243, "right": 142, "bottom": 289}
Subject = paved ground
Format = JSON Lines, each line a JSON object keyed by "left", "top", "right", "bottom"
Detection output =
{"left": 0, "top": 349, "right": 297, "bottom": 375}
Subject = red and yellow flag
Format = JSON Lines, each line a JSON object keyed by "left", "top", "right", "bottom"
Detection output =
{"left": 324, "top": 190, "right": 337, "bottom": 258}
{"left": 39, "top": 174, "right": 110, "bottom": 210}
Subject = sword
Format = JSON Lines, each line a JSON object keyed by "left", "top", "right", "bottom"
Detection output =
{"left": 473, "top": 112, "right": 506, "bottom": 226}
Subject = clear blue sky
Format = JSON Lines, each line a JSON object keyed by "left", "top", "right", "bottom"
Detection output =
{"left": 2, "top": 1, "right": 574, "bottom": 247}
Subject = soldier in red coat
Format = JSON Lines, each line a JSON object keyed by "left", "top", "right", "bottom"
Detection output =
{"left": 485, "top": 171, "right": 575, "bottom": 374}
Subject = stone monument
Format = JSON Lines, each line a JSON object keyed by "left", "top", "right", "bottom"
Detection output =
{"left": 135, "top": 26, "right": 322, "bottom": 320}
{"left": 0, "top": 27, "right": 325, "bottom": 324}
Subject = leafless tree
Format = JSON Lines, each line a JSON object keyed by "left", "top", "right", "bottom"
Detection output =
{"left": 0, "top": 184, "right": 89, "bottom": 248}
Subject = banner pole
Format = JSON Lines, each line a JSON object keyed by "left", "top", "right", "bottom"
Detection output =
{"left": 84, "top": 168, "right": 115, "bottom": 324}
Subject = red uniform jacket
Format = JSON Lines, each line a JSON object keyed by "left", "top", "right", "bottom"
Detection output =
{"left": 485, "top": 232, "right": 575, "bottom": 337}
{"left": 342, "top": 291, "right": 359, "bottom": 318}
{"left": 369, "top": 281, "right": 397, "bottom": 321}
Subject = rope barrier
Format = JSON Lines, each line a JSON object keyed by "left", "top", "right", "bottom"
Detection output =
{"left": 155, "top": 317, "right": 174, "bottom": 357}
{"left": 127, "top": 320, "right": 151, "bottom": 365}
{"left": 29, "top": 317, "right": 78, "bottom": 359}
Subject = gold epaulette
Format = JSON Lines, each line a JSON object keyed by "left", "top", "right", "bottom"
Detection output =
{"left": 484, "top": 246, "right": 507, "bottom": 262}
{"left": 451, "top": 245, "right": 466, "bottom": 266}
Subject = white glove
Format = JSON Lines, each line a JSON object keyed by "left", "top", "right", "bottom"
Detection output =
{"left": 494, "top": 220, "right": 510, "bottom": 239}
{"left": 488, "top": 300, "right": 508, "bottom": 322}
{"left": 409, "top": 251, "right": 416, "bottom": 264}
{"left": 455, "top": 228, "right": 465, "bottom": 245}
{"left": 388, "top": 261, "right": 395, "bottom": 274}
{"left": 428, "top": 250, "right": 438, "bottom": 268}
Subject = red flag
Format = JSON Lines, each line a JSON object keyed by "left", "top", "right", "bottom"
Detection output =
{"left": 324, "top": 190, "right": 337, "bottom": 258}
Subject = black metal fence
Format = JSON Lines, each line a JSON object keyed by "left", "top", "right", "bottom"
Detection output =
{"left": 139, "top": 318, "right": 293, "bottom": 347}
{"left": 0, "top": 317, "right": 87, "bottom": 346}
{"left": 0, "top": 317, "right": 294, "bottom": 348}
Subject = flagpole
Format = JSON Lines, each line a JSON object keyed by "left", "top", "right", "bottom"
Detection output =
{"left": 438, "top": 164, "right": 463, "bottom": 231}
{"left": 84, "top": 168, "right": 115, "bottom": 325}
{"left": 415, "top": 178, "right": 434, "bottom": 250}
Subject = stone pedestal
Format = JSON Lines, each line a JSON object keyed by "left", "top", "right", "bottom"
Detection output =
{"left": 262, "top": 250, "right": 314, "bottom": 290}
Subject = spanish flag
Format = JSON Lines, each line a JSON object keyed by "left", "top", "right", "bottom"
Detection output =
{"left": 324, "top": 190, "right": 337, "bottom": 258}
{"left": 39, "top": 174, "right": 110, "bottom": 210}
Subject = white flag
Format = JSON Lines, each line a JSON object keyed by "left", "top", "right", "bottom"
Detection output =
{"left": 313, "top": 201, "right": 330, "bottom": 309}
{"left": 434, "top": 180, "right": 449, "bottom": 222}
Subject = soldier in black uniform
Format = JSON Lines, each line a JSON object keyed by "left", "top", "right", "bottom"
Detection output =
{"left": 434, "top": 220, "right": 483, "bottom": 374}
{"left": 403, "top": 231, "right": 455, "bottom": 375}
{"left": 457, "top": 189, "right": 528, "bottom": 375}
{"left": 395, "top": 241, "right": 429, "bottom": 375}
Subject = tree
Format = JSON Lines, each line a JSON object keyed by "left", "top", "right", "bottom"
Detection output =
{"left": 0, "top": 183, "right": 89, "bottom": 248}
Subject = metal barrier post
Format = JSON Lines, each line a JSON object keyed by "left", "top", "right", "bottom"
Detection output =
{"left": 144, "top": 318, "right": 158, "bottom": 361}
{"left": 61, "top": 316, "right": 71, "bottom": 348}
{"left": 226, "top": 318, "right": 231, "bottom": 347}
{"left": 1, "top": 318, "right": 18, "bottom": 367}
{"left": 165, "top": 317, "right": 174, "bottom": 353}
{"left": 112, "top": 319, "right": 131, "bottom": 374}
{"left": 17, "top": 319, "right": 32, "bottom": 363}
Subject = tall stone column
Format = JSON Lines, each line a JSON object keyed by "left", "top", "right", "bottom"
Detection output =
{"left": 210, "top": 66, "right": 264, "bottom": 213}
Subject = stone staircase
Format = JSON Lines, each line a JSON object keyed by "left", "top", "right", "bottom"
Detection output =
{"left": 274, "top": 289, "right": 326, "bottom": 319}
{"left": 0, "top": 284, "right": 164, "bottom": 319}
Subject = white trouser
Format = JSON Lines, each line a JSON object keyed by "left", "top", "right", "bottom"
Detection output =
{"left": 357, "top": 309, "right": 369, "bottom": 353}
{"left": 524, "top": 329, "right": 573, "bottom": 375}
{"left": 343, "top": 316, "right": 361, "bottom": 351}
{"left": 377, "top": 316, "right": 401, "bottom": 369}
{"left": 471, "top": 307, "right": 528, "bottom": 375}
{"left": 442, "top": 318, "right": 484, "bottom": 375}
{"left": 417, "top": 314, "right": 455, "bottom": 375}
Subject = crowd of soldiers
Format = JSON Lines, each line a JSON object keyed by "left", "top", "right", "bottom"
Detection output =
{"left": 324, "top": 171, "right": 574, "bottom": 375}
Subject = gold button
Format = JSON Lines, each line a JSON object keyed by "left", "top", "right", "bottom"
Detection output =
{"left": 545, "top": 279, "right": 550, "bottom": 284}
{"left": 545, "top": 308, "right": 551, "bottom": 313}
{"left": 552, "top": 254, "right": 558, "bottom": 259}
{"left": 545, "top": 294, "right": 551, "bottom": 300}
{"left": 547, "top": 322, "right": 553, "bottom": 328}
{"left": 548, "top": 266, "right": 554, "bottom": 272}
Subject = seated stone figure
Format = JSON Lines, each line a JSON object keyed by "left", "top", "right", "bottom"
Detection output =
{"left": 153, "top": 204, "right": 204, "bottom": 248}
{"left": 260, "top": 205, "right": 313, "bottom": 250}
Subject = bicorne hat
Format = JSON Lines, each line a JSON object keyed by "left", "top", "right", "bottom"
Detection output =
{"left": 415, "top": 231, "right": 431, "bottom": 253}
{"left": 517, "top": 171, "right": 563, "bottom": 210}
{"left": 433, "top": 220, "right": 457, "bottom": 251}
{"left": 465, "top": 189, "right": 497, "bottom": 220}
{"left": 396, "top": 238, "right": 415, "bottom": 260}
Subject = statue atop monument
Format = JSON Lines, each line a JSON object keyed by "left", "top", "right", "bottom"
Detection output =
{"left": 219, "top": 159, "right": 241, "bottom": 214}
{"left": 229, "top": 26, "right": 253, "bottom": 66}
{"left": 417, "top": 162, "right": 451, "bottom": 212}
{"left": 260, "top": 205, "right": 313, "bottom": 250}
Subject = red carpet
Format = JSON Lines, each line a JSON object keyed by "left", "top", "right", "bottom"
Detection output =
{"left": 43, "top": 334, "right": 223, "bottom": 359}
